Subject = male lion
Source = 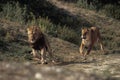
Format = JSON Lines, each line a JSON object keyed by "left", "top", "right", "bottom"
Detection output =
{"left": 27, "top": 26, "right": 54, "bottom": 64}
{"left": 79, "top": 27, "right": 104, "bottom": 59}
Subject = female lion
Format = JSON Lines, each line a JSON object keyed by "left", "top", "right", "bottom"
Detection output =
{"left": 79, "top": 27, "right": 104, "bottom": 59}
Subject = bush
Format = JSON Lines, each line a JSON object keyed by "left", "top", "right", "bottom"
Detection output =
{"left": 27, "top": 17, "right": 80, "bottom": 44}
{"left": 56, "top": 26, "right": 79, "bottom": 44}
{"left": 0, "top": 27, "right": 6, "bottom": 37}
{"left": 103, "top": 4, "right": 120, "bottom": 19}
{"left": 0, "top": 1, "right": 80, "bottom": 44}
{"left": 0, "top": 2, "right": 27, "bottom": 24}
{"left": 77, "top": 0, "right": 120, "bottom": 19}
{"left": 77, "top": 0, "right": 100, "bottom": 10}
{"left": 77, "top": 0, "right": 88, "bottom": 8}
{"left": 5, "top": 29, "right": 22, "bottom": 42}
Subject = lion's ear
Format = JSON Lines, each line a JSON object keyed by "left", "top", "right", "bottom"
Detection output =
{"left": 81, "top": 28, "right": 83, "bottom": 30}
{"left": 81, "top": 27, "right": 84, "bottom": 30}
{"left": 27, "top": 28, "right": 28, "bottom": 30}
{"left": 87, "top": 28, "right": 89, "bottom": 31}
{"left": 27, "top": 27, "right": 30, "bottom": 31}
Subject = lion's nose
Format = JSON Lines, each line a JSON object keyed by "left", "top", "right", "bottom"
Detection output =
{"left": 81, "top": 36, "right": 86, "bottom": 39}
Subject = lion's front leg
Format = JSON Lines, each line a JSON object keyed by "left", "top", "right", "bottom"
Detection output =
{"left": 79, "top": 43, "right": 85, "bottom": 56}
{"left": 40, "top": 48, "right": 47, "bottom": 64}
{"left": 31, "top": 49, "right": 40, "bottom": 60}
{"left": 32, "top": 49, "right": 39, "bottom": 58}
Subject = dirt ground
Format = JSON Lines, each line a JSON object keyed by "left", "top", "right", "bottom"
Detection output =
{"left": 0, "top": 53, "right": 120, "bottom": 80}
{"left": 0, "top": 36, "right": 120, "bottom": 80}
{"left": 0, "top": 0, "right": 120, "bottom": 80}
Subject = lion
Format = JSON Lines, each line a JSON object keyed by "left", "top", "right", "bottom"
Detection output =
{"left": 27, "top": 26, "right": 55, "bottom": 64}
{"left": 79, "top": 27, "right": 104, "bottom": 59}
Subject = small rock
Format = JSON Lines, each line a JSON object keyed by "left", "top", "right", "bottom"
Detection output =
{"left": 35, "top": 72, "right": 42, "bottom": 80}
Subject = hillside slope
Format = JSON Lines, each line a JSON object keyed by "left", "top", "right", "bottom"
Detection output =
{"left": 49, "top": 0, "right": 120, "bottom": 27}
{"left": 48, "top": 0, "right": 120, "bottom": 79}
{"left": 0, "top": 19, "right": 79, "bottom": 62}
{"left": 0, "top": 20, "right": 120, "bottom": 79}
{"left": 48, "top": 0, "right": 120, "bottom": 52}
{"left": 0, "top": 0, "right": 120, "bottom": 79}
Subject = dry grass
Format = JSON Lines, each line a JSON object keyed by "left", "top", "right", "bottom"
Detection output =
{"left": 0, "top": 0, "right": 120, "bottom": 79}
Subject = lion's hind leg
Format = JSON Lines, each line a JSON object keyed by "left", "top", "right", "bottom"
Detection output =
{"left": 47, "top": 47, "right": 57, "bottom": 64}
{"left": 98, "top": 38, "right": 105, "bottom": 55}
{"left": 97, "top": 31, "right": 105, "bottom": 54}
{"left": 100, "top": 41, "right": 104, "bottom": 52}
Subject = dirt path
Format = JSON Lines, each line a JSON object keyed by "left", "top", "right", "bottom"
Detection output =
{"left": 48, "top": 0, "right": 79, "bottom": 15}
{"left": 49, "top": 37, "right": 120, "bottom": 79}
{"left": 59, "top": 54, "right": 120, "bottom": 79}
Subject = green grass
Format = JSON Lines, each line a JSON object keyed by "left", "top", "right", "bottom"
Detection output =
{"left": 0, "top": 2, "right": 27, "bottom": 24}
{"left": 27, "top": 17, "right": 80, "bottom": 44}
{"left": 77, "top": 0, "right": 120, "bottom": 19}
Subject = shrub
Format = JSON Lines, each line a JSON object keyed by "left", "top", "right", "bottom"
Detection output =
{"left": 4, "top": 28, "right": 20, "bottom": 42}
{"left": 77, "top": 0, "right": 88, "bottom": 8}
{"left": 56, "top": 26, "right": 79, "bottom": 44}
{"left": 77, "top": 0, "right": 99, "bottom": 10}
{"left": 103, "top": 4, "right": 120, "bottom": 19}
{"left": 27, "top": 17, "right": 80, "bottom": 44}
{"left": 0, "top": 2, "right": 27, "bottom": 24}
{"left": 0, "top": 27, "right": 6, "bottom": 37}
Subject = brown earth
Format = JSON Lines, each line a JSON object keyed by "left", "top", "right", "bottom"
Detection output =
{"left": 0, "top": 0, "right": 120, "bottom": 80}
{"left": 0, "top": 62, "right": 112, "bottom": 80}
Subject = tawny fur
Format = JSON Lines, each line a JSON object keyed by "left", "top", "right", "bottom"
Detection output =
{"left": 27, "top": 26, "right": 54, "bottom": 64}
{"left": 79, "top": 27, "right": 104, "bottom": 58}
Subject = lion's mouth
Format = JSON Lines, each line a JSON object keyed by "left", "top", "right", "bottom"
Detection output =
{"left": 29, "top": 40, "right": 36, "bottom": 43}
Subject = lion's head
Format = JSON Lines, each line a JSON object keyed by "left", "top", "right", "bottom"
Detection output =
{"left": 27, "top": 26, "right": 43, "bottom": 43}
{"left": 81, "top": 28, "right": 89, "bottom": 39}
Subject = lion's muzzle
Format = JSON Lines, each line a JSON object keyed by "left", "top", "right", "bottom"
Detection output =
{"left": 81, "top": 35, "right": 86, "bottom": 39}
